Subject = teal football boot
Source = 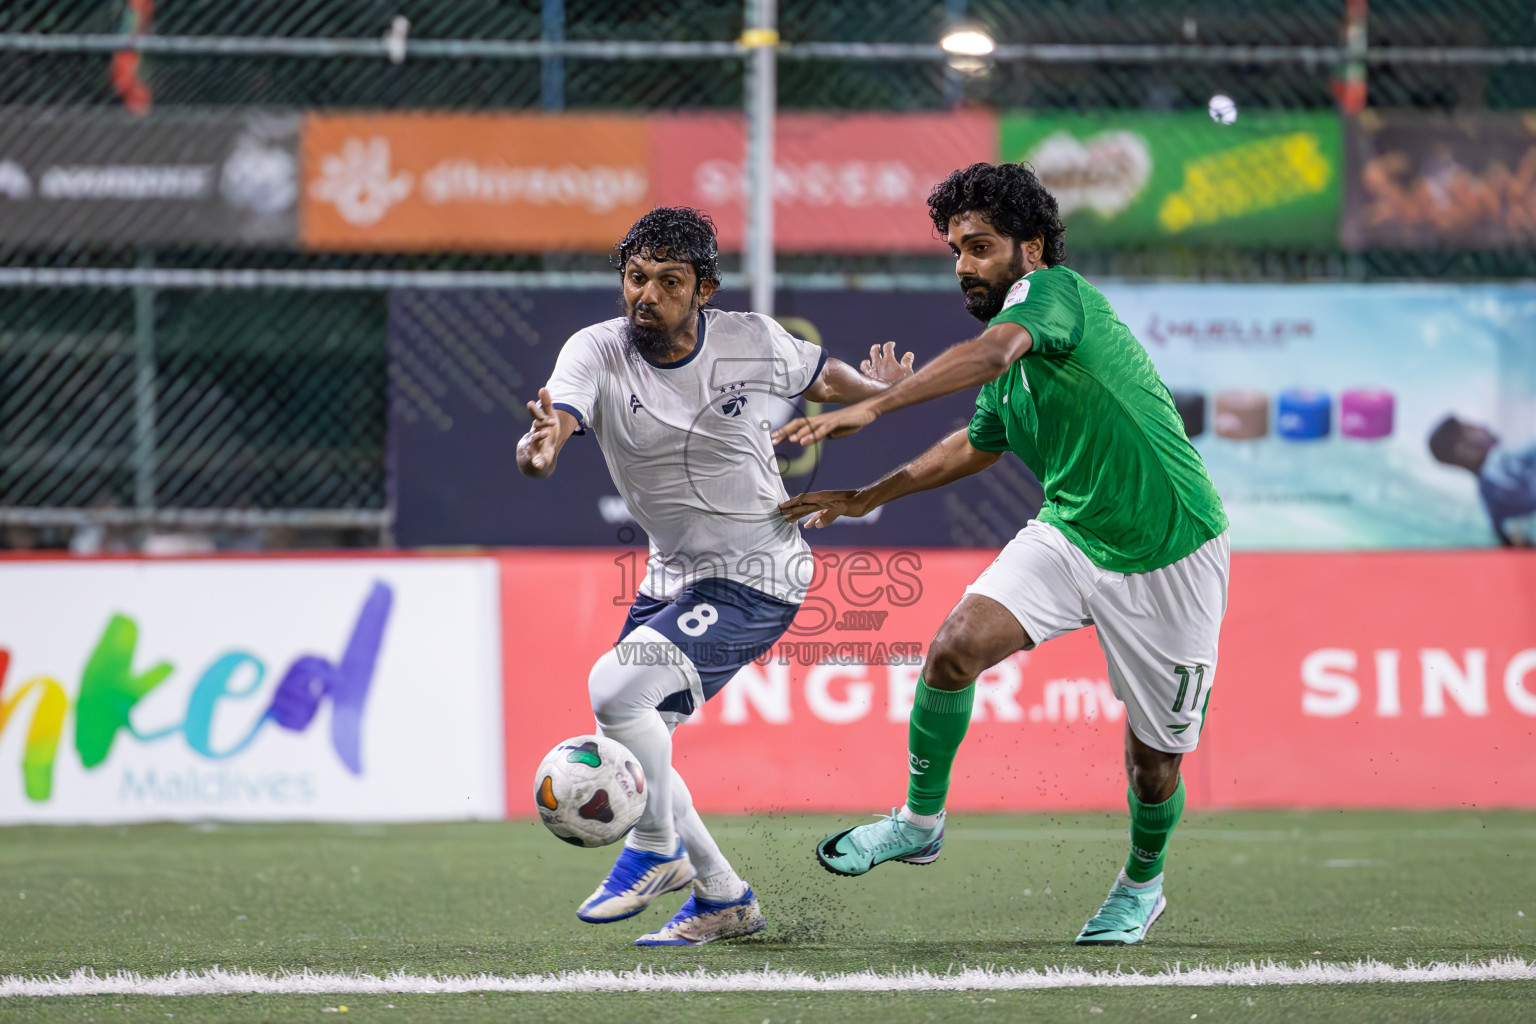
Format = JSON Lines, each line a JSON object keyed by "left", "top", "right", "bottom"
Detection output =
{"left": 815, "top": 809, "right": 945, "bottom": 876}
{"left": 1074, "top": 872, "right": 1167, "bottom": 945}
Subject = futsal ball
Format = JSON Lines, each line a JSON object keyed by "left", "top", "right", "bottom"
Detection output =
{"left": 533, "top": 734, "right": 647, "bottom": 847}
{"left": 1208, "top": 94, "right": 1238, "bottom": 125}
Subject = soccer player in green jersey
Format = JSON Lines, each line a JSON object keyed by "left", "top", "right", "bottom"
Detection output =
{"left": 773, "top": 163, "right": 1230, "bottom": 946}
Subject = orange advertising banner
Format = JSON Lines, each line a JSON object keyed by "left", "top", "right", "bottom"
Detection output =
{"left": 300, "top": 113, "right": 651, "bottom": 251}
{"left": 501, "top": 549, "right": 1536, "bottom": 816}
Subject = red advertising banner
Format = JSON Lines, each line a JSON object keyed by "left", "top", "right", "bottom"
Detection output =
{"left": 649, "top": 112, "right": 997, "bottom": 253}
{"left": 502, "top": 549, "right": 1536, "bottom": 816}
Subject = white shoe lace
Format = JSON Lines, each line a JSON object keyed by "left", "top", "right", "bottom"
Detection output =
{"left": 854, "top": 808, "right": 927, "bottom": 855}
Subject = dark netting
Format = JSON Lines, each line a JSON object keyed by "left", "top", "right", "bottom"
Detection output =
{"left": 0, "top": 0, "right": 1528, "bottom": 545}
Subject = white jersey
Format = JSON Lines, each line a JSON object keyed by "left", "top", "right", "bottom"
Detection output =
{"left": 545, "top": 308, "right": 827, "bottom": 604}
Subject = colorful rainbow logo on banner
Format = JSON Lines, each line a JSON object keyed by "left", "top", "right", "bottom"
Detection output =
{"left": 0, "top": 582, "right": 392, "bottom": 803}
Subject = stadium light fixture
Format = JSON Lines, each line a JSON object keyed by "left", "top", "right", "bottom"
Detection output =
{"left": 940, "top": 24, "right": 995, "bottom": 57}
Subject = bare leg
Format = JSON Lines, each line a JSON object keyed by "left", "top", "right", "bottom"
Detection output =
{"left": 1124, "top": 724, "right": 1182, "bottom": 803}
{"left": 921, "top": 594, "right": 1031, "bottom": 691}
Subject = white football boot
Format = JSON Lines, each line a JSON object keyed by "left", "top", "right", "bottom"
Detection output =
{"left": 576, "top": 841, "right": 696, "bottom": 923}
{"left": 634, "top": 885, "right": 766, "bottom": 945}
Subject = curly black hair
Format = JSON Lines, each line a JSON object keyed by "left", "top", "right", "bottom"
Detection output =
{"left": 927, "top": 163, "right": 1066, "bottom": 267}
{"left": 611, "top": 206, "right": 722, "bottom": 287}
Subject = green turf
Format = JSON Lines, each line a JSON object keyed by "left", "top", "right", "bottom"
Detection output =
{"left": 1, "top": 811, "right": 1533, "bottom": 1022}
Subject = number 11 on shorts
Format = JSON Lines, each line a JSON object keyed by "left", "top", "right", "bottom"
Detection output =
{"left": 1171, "top": 664, "right": 1206, "bottom": 714}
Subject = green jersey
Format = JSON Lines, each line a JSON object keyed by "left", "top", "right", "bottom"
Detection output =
{"left": 968, "top": 264, "right": 1227, "bottom": 574}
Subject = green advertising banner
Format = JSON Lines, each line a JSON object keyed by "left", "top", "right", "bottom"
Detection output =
{"left": 999, "top": 111, "right": 1343, "bottom": 246}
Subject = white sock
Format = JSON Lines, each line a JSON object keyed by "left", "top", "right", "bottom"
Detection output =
{"left": 667, "top": 751, "right": 746, "bottom": 899}
{"left": 1117, "top": 869, "right": 1162, "bottom": 889}
{"left": 696, "top": 871, "right": 750, "bottom": 901}
{"left": 588, "top": 636, "right": 691, "bottom": 855}
{"left": 611, "top": 710, "right": 676, "bottom": 855}
{"left": 899, "top": 804, "right": 941, "bottom": 829}
{"left": 670, "top": 768, "right": 736, "bottom": 880}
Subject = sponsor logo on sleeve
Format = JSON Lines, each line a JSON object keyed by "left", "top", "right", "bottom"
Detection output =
{"left": 1002, "top": 278, "right": 1030, "bottom": 311}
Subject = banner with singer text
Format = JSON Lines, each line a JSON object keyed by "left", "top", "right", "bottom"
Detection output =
{"left": 502, "top": 549, "right": 1536, "bottom": 815}
{"left": 650, "top": 112, "right": 997, "bottom": 253}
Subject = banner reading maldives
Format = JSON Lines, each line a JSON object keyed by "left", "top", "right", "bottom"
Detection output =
{"left": 501, "top": 549, "right": 1536, "bottom": 815}
{"left": 0, "top": 559, "right": 504, "bottom": 823}
{"left": 650, "top": 112, "right": 997, "bottom": 252}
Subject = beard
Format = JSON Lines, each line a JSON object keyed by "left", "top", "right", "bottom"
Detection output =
{"left": 621, "top": 300, "right": 682, "bottom": 361}
{"left": 959, "top": 249, "right": 1027, "bottom": 323}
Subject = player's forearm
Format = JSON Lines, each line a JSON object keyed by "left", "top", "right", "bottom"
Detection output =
{"left": 863, "top": 326, "right": 1028, "bottom": 419}
{"left": 854, "top": 429, "right": 1001, "bottom": 512}
{"left": 805, "top": 357, "right": 889, "bottom": 405}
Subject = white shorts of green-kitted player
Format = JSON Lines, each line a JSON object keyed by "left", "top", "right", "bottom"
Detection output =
{"left": 965, "top": 519, "right": 1230, "bottom": 754}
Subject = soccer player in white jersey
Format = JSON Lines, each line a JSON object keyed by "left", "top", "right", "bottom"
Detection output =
{"left": 517, "top": 207, "right": 915, "bottom": 945}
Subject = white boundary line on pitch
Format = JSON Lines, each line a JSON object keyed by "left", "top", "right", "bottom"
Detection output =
{"left": 2, "top": 960, "right": 1533, "bottom": 997}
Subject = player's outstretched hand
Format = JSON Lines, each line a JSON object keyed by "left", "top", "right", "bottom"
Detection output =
{"left": 519, "top": 387, "right": 560, "bottom": 476}
{"left": 779, "top": 489, "right": 866, "bottom": 529}
{"left": 861, "top": 341, "right": 916, "bottom": 385}
{"left": 772, "top": 403, "right": 878, "bottom": 447}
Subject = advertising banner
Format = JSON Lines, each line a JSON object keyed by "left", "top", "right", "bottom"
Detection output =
{"left": 389, "top": 286, "right": 1041, "bottom": 550}
{"left": 300, "top": 114, "right": 651, "bottom": 251}
{"left": 500, "top": 548, "right": 1536, "bottom": 816}
{"left": 389, "top": 283, "right": 1536, "bottom": 552}
{"left": 650, "top": 112, "right": 997, "bottom": 252}
{"left": 0, "top": 112, "right": 298, "bottom": 246}
{"left": 1103, "top": 282, "right": 1536, "bottom": 549}
{"left": 998, "top": 111, "right": 1342, "bottom": 246}
{"left": 1343, "top": 111, "right": 1536, "bottom": 250}
{"left": 0, "top": 559, "right": 504, "bottom": 823}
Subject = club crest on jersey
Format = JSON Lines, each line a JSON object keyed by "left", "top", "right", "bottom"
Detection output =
{"left": 716, "top": 381, "right": 749, "bottom": 417}
{"left": 1002, "top": 278, "right": 1030, "bottom": 311}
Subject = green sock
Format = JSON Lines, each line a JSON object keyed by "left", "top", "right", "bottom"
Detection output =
{"left": 1125, "top": 777, "right": 1185, "bottom": 883}
{"left": 905, "top": 680, "right": 975, "bottom": 815}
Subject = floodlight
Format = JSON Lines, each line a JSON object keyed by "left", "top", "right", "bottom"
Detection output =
{"left": 940, "top": 25, "right": 995, "bottom": 57}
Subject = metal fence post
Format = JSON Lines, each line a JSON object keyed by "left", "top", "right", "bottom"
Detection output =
{"left": 942, "top": 0, "right": 967, "bottom": 106}
{"left": 1337, "top": 0, "right": 1368, "bottom": 113}
{"left": 132, "top": 254, "right": 157, "bottom": 514}
{"left": 541, "top": 0, "right": 565, "bottom": 110}
{"left": 745, "top": 0, "right": 777, "bottom": 316}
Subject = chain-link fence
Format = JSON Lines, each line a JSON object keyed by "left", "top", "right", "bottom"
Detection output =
{"left": 0, "top": 0, "right": 1532, "bottom": 550}
{"left": 6, "top": 1, "right": 1536, "bottom": 111}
